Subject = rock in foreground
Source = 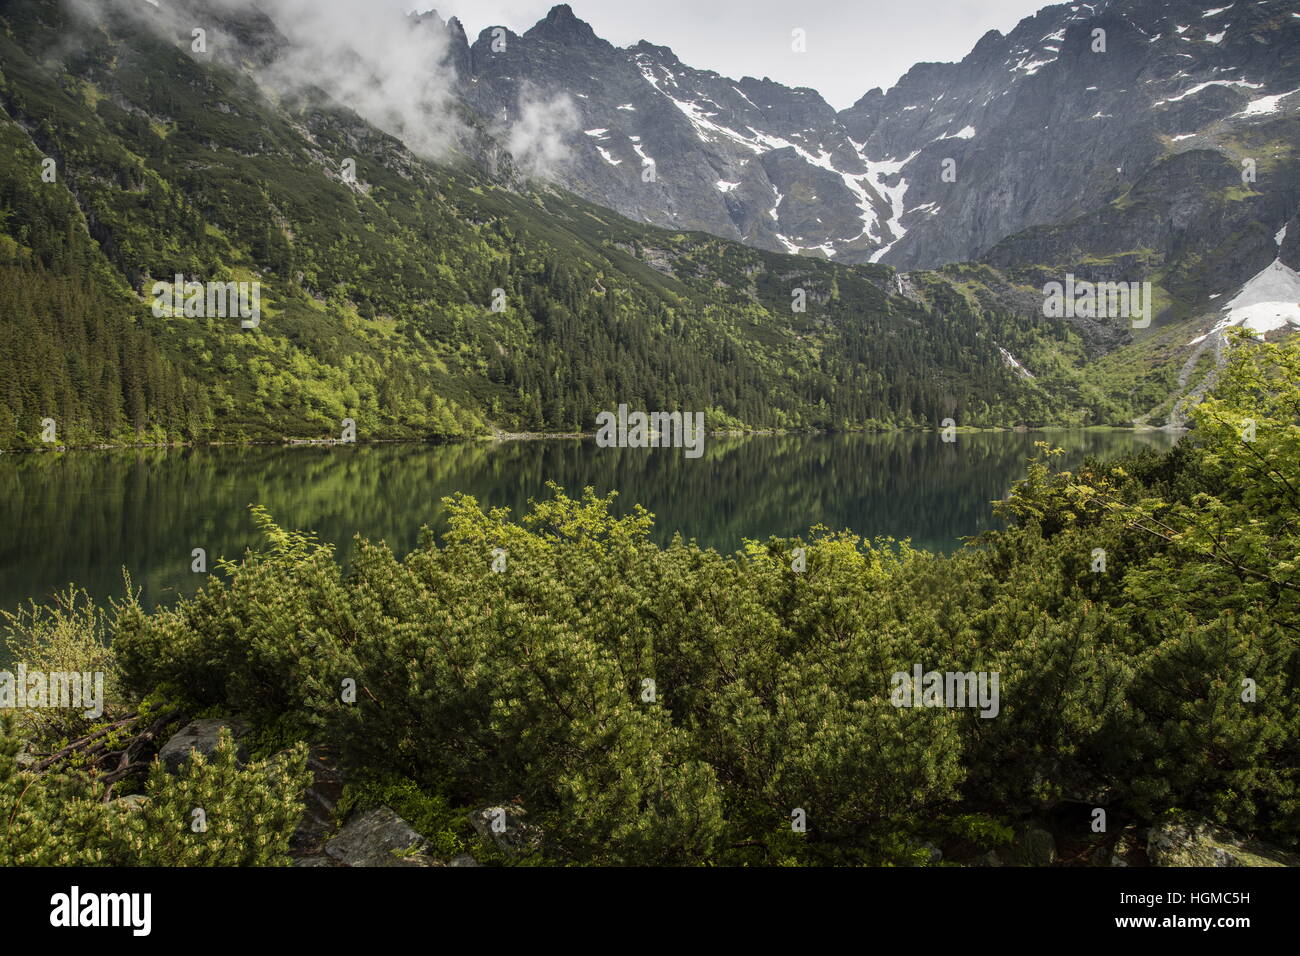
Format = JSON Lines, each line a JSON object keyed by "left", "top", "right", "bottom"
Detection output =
{"left": 324, "top": 807, "right": 427, "bottom": 867}
{"left": 157, "top": 718, "right": 250, "bottom": 773}
{"left": 1148, "top": 817, "right": 1299, "bottom": 867}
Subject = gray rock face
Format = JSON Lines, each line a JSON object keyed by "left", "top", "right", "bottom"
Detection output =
{"left": 288, "top": 744, "right": 347, "bottom": 859}
{"left": 1148, "top": 817, "right": 1300, "bottom": 867}
{"left": 157, "top": 718, "right": 250, "bottom": 774}
{"left": 448, "top": 6, "right": 897, "bottom": 264}
{"left": 413, "top": 1, "right": 1300, "bottom": 275}
{"left": 324, "top": 807, "right": 428, "bottom": 867}
{"left": 388, "top": 853, "right": 444, "bottom": 867}
{"left": 471, "top": 805, "right": 543, "bottom": 857}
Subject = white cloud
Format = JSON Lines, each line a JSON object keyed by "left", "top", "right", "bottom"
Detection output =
{"left": 257, "top": 0, "right": 465, "bottom": 159}
{"left": 506, "top": 85, "right": 580, "bottom": 178}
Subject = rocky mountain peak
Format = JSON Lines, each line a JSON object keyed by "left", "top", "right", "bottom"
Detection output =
{"left": 526, "top": 4, "right": 604, "bottom": 46}
{"left": 449, "top": 0, "right": 1298, "bottom": 275}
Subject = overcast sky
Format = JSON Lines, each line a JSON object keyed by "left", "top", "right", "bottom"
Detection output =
{"left": 418, "top": 0, "right": 1052, "bottom": 109}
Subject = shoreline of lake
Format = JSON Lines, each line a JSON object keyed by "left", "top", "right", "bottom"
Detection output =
{"left": 0, "top": 422, "right": 1188, "bottom": 454}
{"left": 0, "top": 430, "right": 1181, "bottom": 617}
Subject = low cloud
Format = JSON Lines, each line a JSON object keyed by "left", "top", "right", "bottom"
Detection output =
{"left": 59, "top": 0, "right": 583, "bottom": 178}
{"left": 256, "top": 0, "right": 465, "bottom": 159}
{"left": 504, "top": 85, "right": 579, "bottom": 179}
{"left": 63, "top": 0, "right": 465, "bottom": 160}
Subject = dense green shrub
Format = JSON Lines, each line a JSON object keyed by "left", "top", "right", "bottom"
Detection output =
{"left": 1, "top": 586, "right": 126, "bottom": 749}
{"left": 0, "top": 718, "right": 309, "bottom": 865}
{"left": 13, "top": 336, "right": 1300, "bottom": 865}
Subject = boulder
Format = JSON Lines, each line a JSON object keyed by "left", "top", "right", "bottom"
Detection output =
{"left": 1148, "top": 816, "right": 1300, "bottom": 867}
{"left": 471, "top": 804, "right": 543, "bottom": 857}
{"left": 107, "top": 794, "right": 151, "bottom": 812}
{"left": 288, "top": 743, "right": 346, "bottom": 858}
{"left": 324, "top": 807, "right": 427, "bottom": 867}
{"left": 448, "top": 853, "right": 482, "bottom": 867}
{"left": 158, "top": 718, "right": 250, "bottom": 773}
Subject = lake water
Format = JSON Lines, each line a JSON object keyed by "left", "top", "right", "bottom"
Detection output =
{"left": 0, "top": 430, "right": 1177, "bottom": 617}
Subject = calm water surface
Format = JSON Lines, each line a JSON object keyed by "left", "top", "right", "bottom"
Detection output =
{"left": 0, "top": 430, "right": 1176, "bottom": 616}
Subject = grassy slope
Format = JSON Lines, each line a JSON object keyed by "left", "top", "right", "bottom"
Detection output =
{"left": 0, "top": 0, "right": 1168, "bottom": 447}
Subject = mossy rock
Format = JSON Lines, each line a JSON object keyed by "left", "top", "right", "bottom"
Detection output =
{"left": 1148, "top": 816, "right": 1300, "bottom": 867}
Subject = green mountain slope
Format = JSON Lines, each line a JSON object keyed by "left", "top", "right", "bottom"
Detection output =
{"left": 0, "top": 0, "right": 1135, "bottom": 449}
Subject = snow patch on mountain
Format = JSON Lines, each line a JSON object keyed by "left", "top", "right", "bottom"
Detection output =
{"left": 627, "top": 64, "right": 895, "bottom": 252}
{"left": 1153, "top": 78, "right": 1263, "bottom": 106}
{"left": 1190, "top": 259, "right": 1300, "bottom": 344}
{"left": 1237, "top": 89, "right": 1300, "bottom": 117}
{"left": 857, "top": 149, "right": 920, "bottom": 263}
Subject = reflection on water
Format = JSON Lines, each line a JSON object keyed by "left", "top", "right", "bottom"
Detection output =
{"left": 0, "top": 430, "right": 1176, "bottom": 614}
